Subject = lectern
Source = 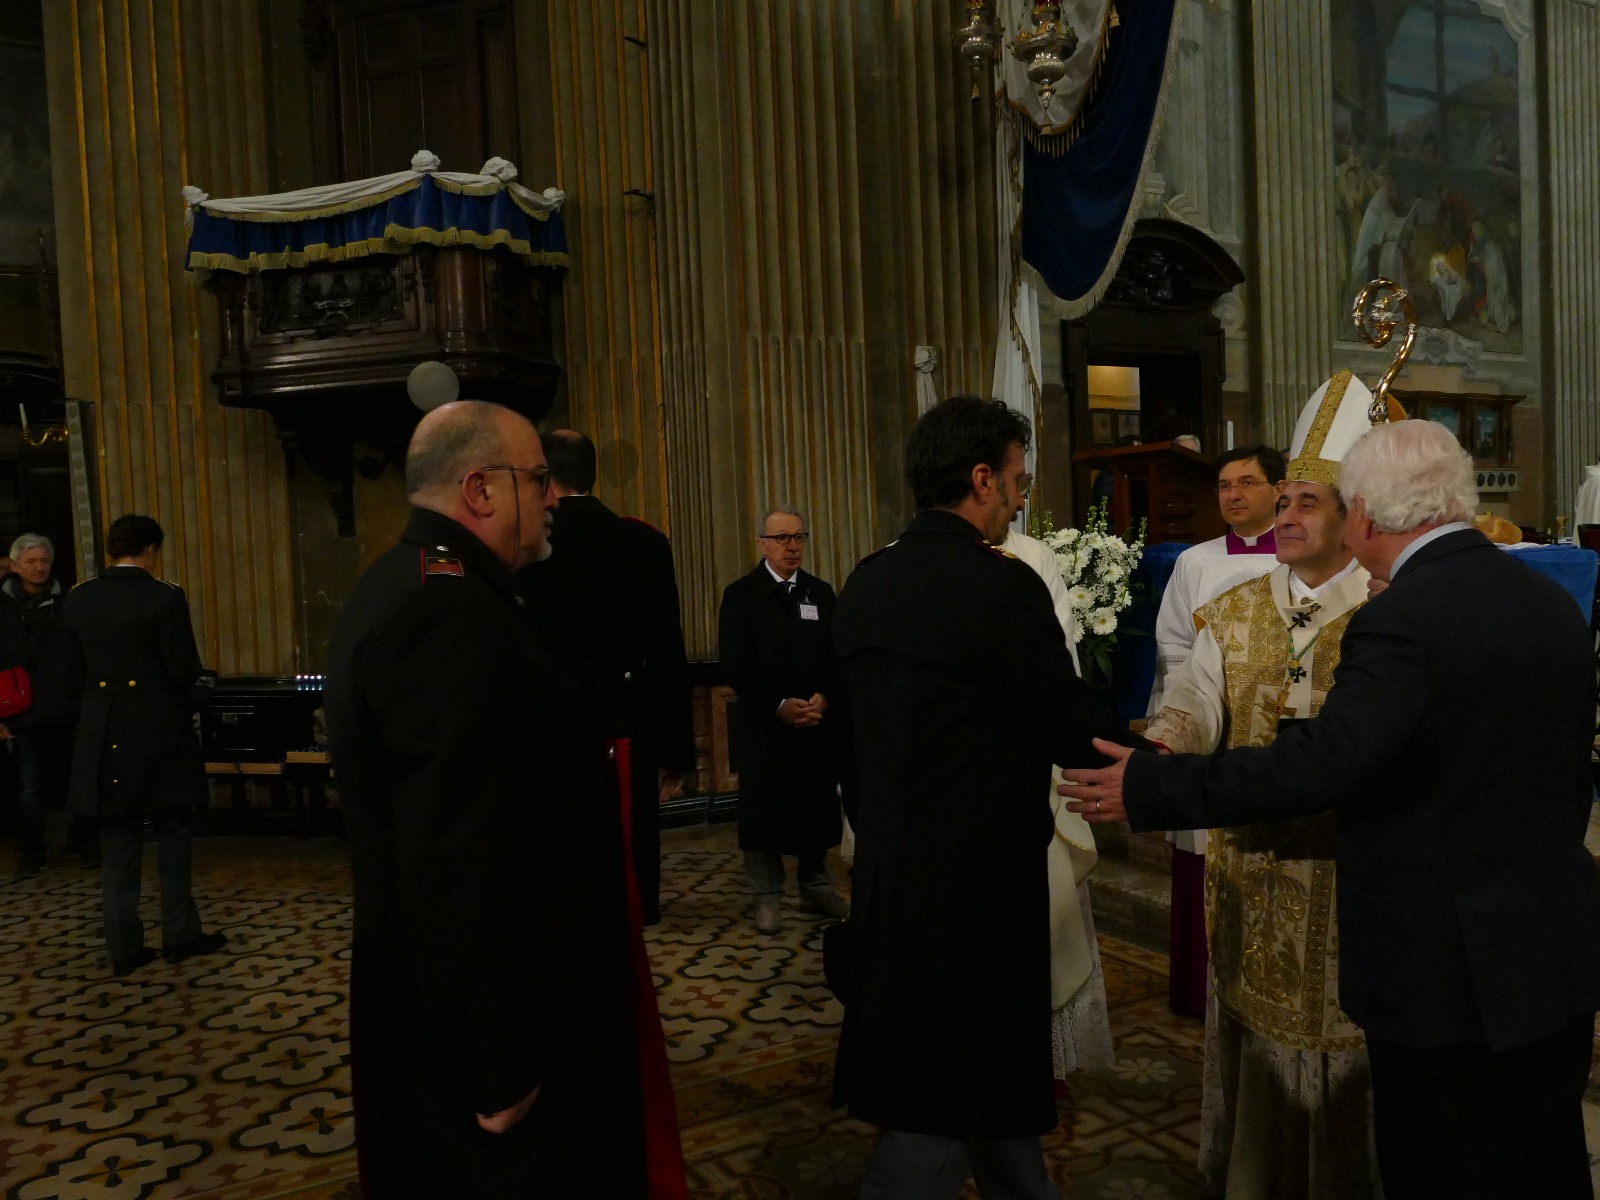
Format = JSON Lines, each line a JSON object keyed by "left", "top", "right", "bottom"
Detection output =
{"left": 1072, "top": 441, "right": 1224, "bottom": 545}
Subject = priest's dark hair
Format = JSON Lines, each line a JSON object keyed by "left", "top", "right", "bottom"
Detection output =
{"left": 106, "top": 514, "right": 164, "bottom": 559}
{"left": 1214, "top": 442, "right": 1286, "bottom": 484}
{"left": 544, "top": 429, "right": 598, "bottom": 494}
{"left": 906, "top": 395, "right": 1032, "bottom": 511}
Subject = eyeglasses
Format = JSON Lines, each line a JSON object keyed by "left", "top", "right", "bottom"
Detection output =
{"left": 459, "top": 465, "right": 552, "bottom": 490}
{"left": 758, "top": 533, "right": 810, "bottom": 545}
{"left": 1216, "top": 477, "right": 1270, "bottom": 495}
{"left": 1017, "top": 472, "right": 1034, "bottom": 498}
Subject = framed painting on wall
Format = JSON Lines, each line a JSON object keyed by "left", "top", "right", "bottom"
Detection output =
{"left": 1331, "top": 0, "right": 1526, "bottom": 356}
{"left": 1090, "top": 411, "right": 1115, "bottom": 447}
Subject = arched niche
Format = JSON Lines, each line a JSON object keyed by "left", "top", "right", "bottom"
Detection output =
{"left": 1049, "top": 218, "right": 1245, "bottom": 527}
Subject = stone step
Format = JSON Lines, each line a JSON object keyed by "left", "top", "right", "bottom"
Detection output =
{"left": 1087, "top": 855, "right": 1171, "bottom": 956}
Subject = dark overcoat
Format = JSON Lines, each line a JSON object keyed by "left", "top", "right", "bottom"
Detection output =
{"left": 830, "top": 509, "right": 1135, "bottom": 1138}
{"left": 718, "top": 562, "right": 842, "bottom": 855}
{"left": 59, "top": 568, "right": 211, "bottom": 819}
{"left": 1126, "top": 528, "right": 1600, "bottom": 1052}
{"left": 0, "top": 577, "right": 78, "bottom": 727}
{"left": 517, "top": 494, "right": 695, "bottom": 919}
{"left": 327, "top": 507, "right": 656, "bottom": 1197}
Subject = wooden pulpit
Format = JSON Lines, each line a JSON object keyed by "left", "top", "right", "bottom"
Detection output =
{"left": 1073, "top": 441, "right": 1224, "bottom": 545}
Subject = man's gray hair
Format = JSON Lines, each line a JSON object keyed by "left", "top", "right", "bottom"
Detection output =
{"left": 9, "top": 533, "right": 53, "bottom": 561}
{"left": 405, "top": 401, "right": 510, "bottom": 497}
{"left": 759, "top": 505, "right": 805, "bottom": 534}
{"left": 1339, "top": 420, "right": 1477, "bottom": 534}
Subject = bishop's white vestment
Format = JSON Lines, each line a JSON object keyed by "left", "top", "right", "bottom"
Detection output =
{"left": 1146, "top": 561, "right": 1382, "bottom": 1199}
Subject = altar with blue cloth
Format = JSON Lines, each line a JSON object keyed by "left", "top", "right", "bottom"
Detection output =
{"left": 1110, "top": 541, "right": 1598, "bottom": 722}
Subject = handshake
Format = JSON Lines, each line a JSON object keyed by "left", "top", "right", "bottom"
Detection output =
{"left": 777, "top": 693, "right": 829, "bottom": 728}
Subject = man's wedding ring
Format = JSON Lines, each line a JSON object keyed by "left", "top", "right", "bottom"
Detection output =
{"left": 1094, "top": 799, "right": 1101, "bottom": 813}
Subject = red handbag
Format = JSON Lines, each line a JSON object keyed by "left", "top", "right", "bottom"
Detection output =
{"left": 0, "top": 666, "right": 32, "bottom": 719}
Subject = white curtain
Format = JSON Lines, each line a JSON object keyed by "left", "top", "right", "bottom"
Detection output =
{"left": 991, "top": 113, "right": 1042, "bottom": 531}
{"left": 184, "top": 151, "right": 564, "bottom": 222}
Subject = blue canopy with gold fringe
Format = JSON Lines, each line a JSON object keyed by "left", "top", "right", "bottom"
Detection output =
{"left": 183, "top": 155, "right": 567, "bottom": 274}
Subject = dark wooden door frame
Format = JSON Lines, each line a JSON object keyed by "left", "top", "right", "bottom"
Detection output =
{"left": 1048, "top": 219, "right": 1244, "bottom": 528}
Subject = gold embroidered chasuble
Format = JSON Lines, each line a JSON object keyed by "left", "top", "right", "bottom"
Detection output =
{"left": 1145, "top": 563, "right": 1370, "bottom": 1052}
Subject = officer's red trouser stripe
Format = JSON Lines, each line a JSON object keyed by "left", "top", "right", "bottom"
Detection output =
{"left": 612, "top": 737, "right": 689, "bottom": 1200}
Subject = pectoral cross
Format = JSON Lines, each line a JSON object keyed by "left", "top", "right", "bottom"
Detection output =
{"left": 1286, "top": 663, "right": 1308, "bottom": 683}
{"left": 1270, "top": 685, "right": 1298, "bottom": 719}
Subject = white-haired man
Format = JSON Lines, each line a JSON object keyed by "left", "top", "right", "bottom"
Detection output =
{"left": 1061, "top": 418, "right": 1600, "bottom": 1199}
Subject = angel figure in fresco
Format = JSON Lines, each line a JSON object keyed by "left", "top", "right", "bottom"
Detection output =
{"left": 1348, "top": 176, "right": 1417, "bottom": 296}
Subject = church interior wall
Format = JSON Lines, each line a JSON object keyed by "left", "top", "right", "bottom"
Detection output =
{"left": 12, "top": 0, "right": 1598, "bottom": 675}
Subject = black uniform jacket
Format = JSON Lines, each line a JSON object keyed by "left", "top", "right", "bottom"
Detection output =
{"left": 718, "top": 562, "right": 842, "bottom": 855}
{"left": 326, "top": 508, "right": 652, "bottom": 1197}
{"left": 518, "top": 495, "right": 695, "bottom": 777}
{"left": 60, "top": 567, "right": 211, "bottom": 819}
{"left": 1126, "top": 529, "right": 1600, "bottom": 1052}
{"left": 830, "top": 509, "right": 1139, "bottom": 1138}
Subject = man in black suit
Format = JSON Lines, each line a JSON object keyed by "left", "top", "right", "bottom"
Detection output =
{"left": 1063, "top": 418, "right": 1600, "bottom": 1200}
{"left": 60, "top": 515, "right": 225, "bottom": 976}
{"left": 719, "top": 505, "right": 846, "bottom": 935}
{"left": 832, "top": 396, "right": 1139, "bottom": 1199}
{"left": 517, "top": 429, "right": 695, "bottom": 925}
{"left": 327, "top": 402, "right": 681, "bottom": 1197}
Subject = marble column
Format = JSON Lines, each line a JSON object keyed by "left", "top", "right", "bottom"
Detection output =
{"left": 43, "top": 0, "right": 296, "bottom": 674}
{"left": 1248, "top": 2, "right": 1339, "bottom": 446}
{"left": 1544, "top": 0, "right": 1600, "bottom": 519}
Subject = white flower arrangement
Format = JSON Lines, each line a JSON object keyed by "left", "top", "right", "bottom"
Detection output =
{"left": 1040, "top": 499, "right": 1146, "bottom": 687}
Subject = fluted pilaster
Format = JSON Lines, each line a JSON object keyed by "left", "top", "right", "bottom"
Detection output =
{"left": 43, "top": 0, "right": 295, "bottom": 674}
{"left": 526, "top": 0, "right": 671, "bottom": 529}
{"left": 647, "top": 0, "right": 997, "bottom": 656}
{"left": 1545, "top": 0, "right": 1600, "bottom": 518}
{"left": 1249, "top": 2, "right": 1338, "bottom": 446}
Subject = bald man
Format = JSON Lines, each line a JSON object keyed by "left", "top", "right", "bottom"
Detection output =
{"left": 326, "top": 402, "right": 684, "bottom": 1198}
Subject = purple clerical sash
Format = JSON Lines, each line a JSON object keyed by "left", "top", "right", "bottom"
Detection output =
{"left": 1225, "top": 529, "right": 1277, "bottom": 555}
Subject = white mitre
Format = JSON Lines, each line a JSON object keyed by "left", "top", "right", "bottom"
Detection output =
{"left": 1286, "top": 369, "right": 1406, "bottom": 486}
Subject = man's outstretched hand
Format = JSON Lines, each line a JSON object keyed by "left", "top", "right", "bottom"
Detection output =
{"left": 1057, "top": 738, "right": 1134, "bottom": 823}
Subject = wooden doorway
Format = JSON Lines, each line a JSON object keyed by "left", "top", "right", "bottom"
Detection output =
{"left": 1048, "top": 220, "right": 1243, "bottom": 531}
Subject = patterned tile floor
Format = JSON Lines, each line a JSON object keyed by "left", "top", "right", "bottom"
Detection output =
{"left": 3, "top": 824, "right": 1597, "bottom": 1198}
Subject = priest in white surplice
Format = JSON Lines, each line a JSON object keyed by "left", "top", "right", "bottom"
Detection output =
{"left": 1149, "top": 444, "right": 1288, "bottom": 711}
{"left": 1002, "top": 503, "right": 1116, "bottom": 1083}
{"left": 1152, "top": 444, "right": 1287, "bottom": 1018}
{"left": 1143, "top": 371, "right": 1389, "bottom": 1199}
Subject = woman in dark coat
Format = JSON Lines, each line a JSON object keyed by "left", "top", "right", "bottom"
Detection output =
{"left": 717, "top": 505, "right": 845, "bottom": 935}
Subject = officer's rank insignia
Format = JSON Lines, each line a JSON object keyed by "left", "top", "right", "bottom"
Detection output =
{"left": 424, "top": 555, "right": 464, "bottom": 577}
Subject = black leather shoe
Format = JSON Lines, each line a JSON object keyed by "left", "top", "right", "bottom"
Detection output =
{"left": 112, "top": 947, "right": 159, "bottom": 977}
{"left": 162, "top": 931, "right": 227, "bottom": 964}
{"left": 15, "top": 855, "right": 43, "bottom": 881}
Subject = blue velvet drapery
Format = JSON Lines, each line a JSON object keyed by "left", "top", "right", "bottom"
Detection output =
{"left": 186, "top": 176, "right": 567, "bottom": 273}
{"left": 1020, "top": 0, "right": 1179, "bottom": 306}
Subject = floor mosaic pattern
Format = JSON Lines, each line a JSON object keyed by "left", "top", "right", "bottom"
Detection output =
{"left": 3, "top": 824, "right": 1597, "bottom": 1198}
